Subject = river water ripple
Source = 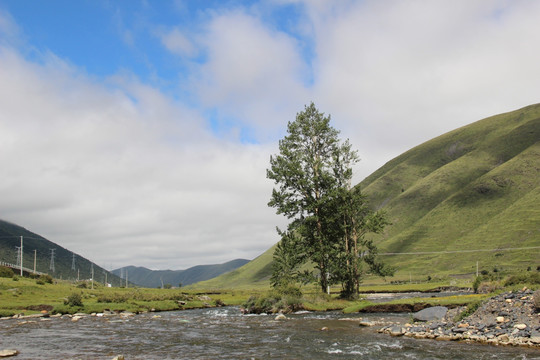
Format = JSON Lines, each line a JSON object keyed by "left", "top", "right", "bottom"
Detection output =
{"left": 1, "top": 307, "right": 539, "bottom": 359}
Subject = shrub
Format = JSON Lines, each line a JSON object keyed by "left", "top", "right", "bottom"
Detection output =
{"left": 473, "top": 276, "right": 482, "bottom": 293}
{"left": 0, "top": 266, "right": 14, "bottom": 278}
{"left": 454, "top": 300, "right": 483, "bottom": 322}
{"left": 64, "top": 293, "right": 84, "bottom": 307}
{"left": 37, "top": 274, "right": 53, "bottom": 284}
{"left": 243, "top": 287, "right": 303, "bottom": 314}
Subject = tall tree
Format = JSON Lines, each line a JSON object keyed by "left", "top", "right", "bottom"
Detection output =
{"left": 267, "top": 102, "right": 357, "bottom": 292}
{"left": 268, "top": 102, "right": 393, "bottom": 295}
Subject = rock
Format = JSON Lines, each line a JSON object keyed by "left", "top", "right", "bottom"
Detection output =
{"left": 111, "top": 356, "right": 124, "bottom": 360}
{"left": 275, "top": 314, "right": 286, "bottom": 320}
{"left": 320, "top": 327, "right": 329, "bottom": 331}
{"left": 120, "top": 311, "right": 134, "bottom": 317}
{"left": 0, "top": 349, "right": 19, "bottom": 357}
{"left": 71, "top": 316, "right": 82, "bottom": 322}
{"left": 514, "top": 323, "right": 527, "bottom": 330}
{"left": 198, "top": 295, "right": 212, "bottom": 302}
{"left": 359, "top": 321, "right": 375, "bottom": 327}
{"left": 457, "top": 323, "right": 469, "bottom": 328}
{"left": 496, "top": 316, "right": 505, "bottom": 323}
{"left": 413, "top": 306, "right": 448, "bottom": 322}
{"left": 389, "top": 326, "right": 404, "bottom": 336}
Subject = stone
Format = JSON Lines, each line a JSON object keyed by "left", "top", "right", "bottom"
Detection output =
{"left": 457, "top": 323, "right": 469, "bottom": 328}
{"left": 496, "top": 316, "right": 505, "bottom": 323}
{"left": 389, "top": 326, "right": 404, "bottom": 336}
{"left": 0, "top": 349, "right": 19, "bottom": 357}
{"left": 413, "top": 306, "right": 448, "bottom": 322}
{"left": 71, "top": 316, "right": 82, "bottom": 322}
{"left": 320, "top": 327, "right": 329, "bottom": 331}
{"left": 111, "top": 356, "right": 125, "bottom": 360}
{"left": 514, "top": 323, "right": 527, "bottom": 330}
{"left": 274, "top": 314, "right": 286, "bottom": 320}
{"left": 359, "top": 321, "right": 375, "bottom": 327}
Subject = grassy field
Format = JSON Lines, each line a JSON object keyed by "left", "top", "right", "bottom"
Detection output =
{"left": 0, "top": 276, "right": 258, "bottom": 317}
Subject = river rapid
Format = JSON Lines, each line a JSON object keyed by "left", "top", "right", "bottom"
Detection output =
{"left": 1, "top": 307, "right": 539, "bottom": 359}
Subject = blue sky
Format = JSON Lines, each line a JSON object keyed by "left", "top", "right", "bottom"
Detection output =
{"left": 1, "top": 0, "right": 540, "bottom": 270}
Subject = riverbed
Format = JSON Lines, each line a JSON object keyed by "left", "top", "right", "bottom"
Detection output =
{"left": 1, "top": 307, "right": 539, "bottom": 359}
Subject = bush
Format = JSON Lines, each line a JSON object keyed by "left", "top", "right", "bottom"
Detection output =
{"left": 36, "top": 274, "right": 53, "bottom": 285}
{"left": 64, "top": 293, "right": 84, "bottom": 307}
{"left": 0, "top": 266, "right": 14, "bottom": 278}
{"left": 97, "top": 293, "right": 128, "bottom": 303}
{"left": 243, "top": 286, "right": 303, "bottom": 314}
{"left": 454, "top": 300, "right": 483, "bottom": 322}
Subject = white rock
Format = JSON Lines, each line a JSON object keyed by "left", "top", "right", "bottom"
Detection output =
{"left": 0, "top": 349, "right": 19, "bottom": 357}
{"left": 496, "top": 316, "right": 505, "bottom": 323}
{"left": 275, "top": 314, "right": 286, "bottom": 320}
{"left": 514, "top": 323, "right": 527, "bottom": 330}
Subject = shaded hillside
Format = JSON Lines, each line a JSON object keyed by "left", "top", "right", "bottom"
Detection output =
{"left": 0, "top": 219, "right": 123, "bottom": 285}
{"left": 112, "top": 258, "right": 249, "bottom": 288}
{"left": 191, "top": 104, "right": 540, "bottom": 288}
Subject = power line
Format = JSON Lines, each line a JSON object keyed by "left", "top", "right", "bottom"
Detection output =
{"left": 379, "top": 246, "right": 540, "bottom": 256}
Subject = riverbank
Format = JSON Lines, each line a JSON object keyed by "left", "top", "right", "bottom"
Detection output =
{"left": 378, "top": 288, "right": 540, "bottom": 349}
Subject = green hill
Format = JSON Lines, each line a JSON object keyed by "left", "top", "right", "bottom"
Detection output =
{"left": 111, "top": 259, "right": 249, "bottom": 288}
{"left": 191, "top": 103, "right": 540, "bottom": 288}
{"left": 0, "top": 219, "right": 124, "bottom": 285}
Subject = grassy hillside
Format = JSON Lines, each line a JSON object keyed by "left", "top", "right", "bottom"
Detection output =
{"left": 361, "top": 103, "right": 540, "bottom": 277}
{"left": 189, "top": 244, "right": 276, "bottom": 289}
{"left": 193, "top": 104, "right": 540, "bottom": 288}
{"left": 112, "top": 259, "right": 249, "bottom": 288}
{"left": 0, "top": 219, "right": 123, "bottom": 285}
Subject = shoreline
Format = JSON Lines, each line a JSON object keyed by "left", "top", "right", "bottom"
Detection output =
{"left": 377, "top": 288, "right": 540, "bottom": 349}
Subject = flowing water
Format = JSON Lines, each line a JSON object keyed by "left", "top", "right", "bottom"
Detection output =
{"left": 1, "top": 307, "right": 539, "bottom": 359}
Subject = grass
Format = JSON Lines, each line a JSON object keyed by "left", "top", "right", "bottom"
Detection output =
{"left": 0, "top": 276, "right": 254, "bottom": 317}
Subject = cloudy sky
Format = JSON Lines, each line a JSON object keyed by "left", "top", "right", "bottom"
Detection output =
{"left": 1, "top": 0, "right": 539, "bottom": 270}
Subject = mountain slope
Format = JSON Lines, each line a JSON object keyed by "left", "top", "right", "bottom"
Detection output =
{"left": 191, "top": 103, "right": 540, "bottom": 288}
{"left": 112, "top": 258, "right": 250, "bottom": 288}
{"left": 0, "top": 219, "right": 123, "bottom": 285}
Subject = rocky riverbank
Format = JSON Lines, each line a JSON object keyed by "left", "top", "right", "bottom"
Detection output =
{"left": 378, "top": 288, "right": 540, "bottom": 348}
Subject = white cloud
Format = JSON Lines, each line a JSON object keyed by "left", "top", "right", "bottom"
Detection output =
{"left": 0, "top": 44, "right": 285, "bottom": 270}
{"left": 187, "top": 9, "right": 311, "bottom": 141}
{"left": 159, "top": 27, "right": 196, "bottom": 57}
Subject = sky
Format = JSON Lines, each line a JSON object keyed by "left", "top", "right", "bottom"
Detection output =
{"left": 1, "top": 0, "right": 539, "bottom": 271}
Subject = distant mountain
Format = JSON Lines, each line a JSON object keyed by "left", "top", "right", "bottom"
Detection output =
{"left": 0, "top": 219, "right": 123, "bottom": 285}
{"left": 192, "top": 103, "right": 540, "bottom": 289}
{"left": 112, "top": 258, "right": 250, "bottom": 288}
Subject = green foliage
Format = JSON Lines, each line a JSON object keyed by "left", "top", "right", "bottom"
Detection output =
{"left": 267, "top": 103, "right": 391, "bottom": 295}
{"left": 64, "top": 293, "right": 83, "bottom": 307}
{"left": 454, "top": 300, "right": 483, "bottom": 322}
{"left": 504, "top": 272, "right": 540, "bottom": 286}
{"left": 163, "top": 283, "right": 172, "bottom": 289}
{"left": 0, "top": 266, "right": 14, "bottom": 278}
{"left": 243, "top": 286, "right": 303, "bottom": 314}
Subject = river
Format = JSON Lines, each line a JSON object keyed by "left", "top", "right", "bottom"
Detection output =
{"left": 1, "top": 307, "right": 539, "bottom": 359}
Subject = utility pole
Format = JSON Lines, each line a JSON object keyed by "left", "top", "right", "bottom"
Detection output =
{"left": 126, "top": 269, "right": 128, "bottom": 288}
{"left": 476, "top": 261, "right": 479, "bottom": 277}
{"left": 49, "top": 249, "right": 56, "bottom": 273}
{"left": 20, "top": 236, "right": 23, "bottom": 276}
{"left": 91, "top": 263, "right": 94, "bottom": 290}
{"left": 72, "top": 253, "right": 76, "bottom": 271}
{"left": 33, "top": 250, "right": 37, "bottom": 274}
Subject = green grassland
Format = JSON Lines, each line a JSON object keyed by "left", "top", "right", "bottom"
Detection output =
{"left": 191, "top": 104, "right": 540, "bottom": 289}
